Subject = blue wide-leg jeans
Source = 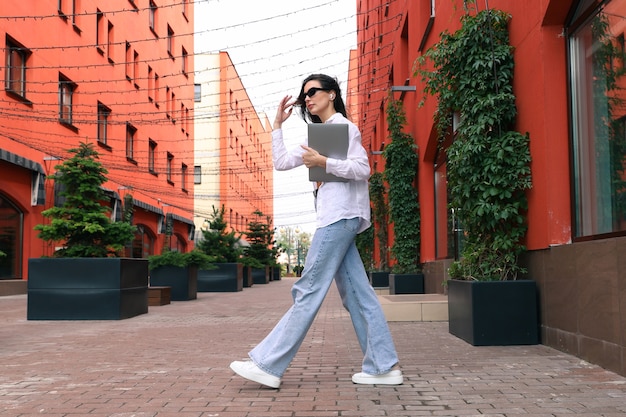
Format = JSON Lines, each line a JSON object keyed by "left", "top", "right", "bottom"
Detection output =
{"left": 248, "top": 218, "right": 399, "bottom": 378}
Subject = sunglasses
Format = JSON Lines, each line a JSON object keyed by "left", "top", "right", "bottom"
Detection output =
{"left": 303, "top": 87, "right": 329, "bottom": 98}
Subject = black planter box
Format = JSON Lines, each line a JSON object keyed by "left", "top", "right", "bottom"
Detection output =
{"left": 242, "top": 266, "right": 253, "bottom": 288}
{"left": 272, "top": 266, "right": 282, "bottom": 281}
{"left": 197, "top": 263, "right": 243, "bottom": 292}
{"left": 149, "top": 266, "right": 197, "bottom": 301}
{"left": 27, "top": 258, "right": 148, "bottom": 320}
{"left": 389, "top": 273, "right": 425, "bottom": 294}
{"left": 252, "top": 266, "right": 270, "bottom": 284}
{"left": 447, "top": 279, "right": 539, "bottom": 346}
{"left": 369, "top": 271, "right": 390, "bottom": 287}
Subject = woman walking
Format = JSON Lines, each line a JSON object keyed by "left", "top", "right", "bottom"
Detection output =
{"left": 230, "top": 74, "right": 402, "bottom": 388}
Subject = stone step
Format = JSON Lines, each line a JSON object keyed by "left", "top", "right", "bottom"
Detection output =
{"left": 375, "top": 288, "right": 448, "bottom": 322}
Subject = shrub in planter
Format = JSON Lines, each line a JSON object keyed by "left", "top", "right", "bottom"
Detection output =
{"left": 196, "top": 205, "right": 243, "bottom": 263}
{"left": 148, "top": 249, "right": 214, "bottom": 301}
{"left": 418, "top": 8, "right": 532, "bottom": 282}
{"left": 384, "top": 98, "right": 423, "bottom": 294}
{"left": 28, "top": 142, "right": 145, "bottom": 320}
{"left": 243, "top": 210, "right": 276, "bottom": 284}
{"left": 195, "top": 205, "right": 245, "bottom": 292}
{"left": 418, "top": 7, "right": 536, "bottom": 344}
{"left": 34, "top": 142, "right": 136, "bottom": 258}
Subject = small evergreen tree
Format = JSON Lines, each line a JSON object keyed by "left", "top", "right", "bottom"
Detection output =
{"left": 243, "top": 210, "right": 275, "bottom": 268}
{"left": 196, "top": 205, "right": 243, "bottom": 263}
{"left": 35, "top": 142, "right": 136, "bottom": 258}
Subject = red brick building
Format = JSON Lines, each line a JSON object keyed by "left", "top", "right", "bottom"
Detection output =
{"left": 355, "top": 0, "right": 626, "bottom": 375}
{"left": 1, "top": 1, "right": 195, "bottom": 282}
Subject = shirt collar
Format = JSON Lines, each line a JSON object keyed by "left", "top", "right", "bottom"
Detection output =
{"left": 325, "top": 113, "right": 342, "bottom": 123}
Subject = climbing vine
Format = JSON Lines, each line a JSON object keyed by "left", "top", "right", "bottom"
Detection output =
{"left": 417, "top": 7, "right": 531, "bottom": 281}
{"left": 369, "top": 171, "right": 389, "bottom": 271}
{"left": 383, "top": 97, "right": 420, "bottom": 274}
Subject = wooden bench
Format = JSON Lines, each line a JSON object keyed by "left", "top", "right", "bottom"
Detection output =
{"left": 148, "top": 286, "right": 171, "bottom": 306}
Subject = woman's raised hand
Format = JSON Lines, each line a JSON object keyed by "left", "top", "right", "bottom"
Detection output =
{"left": 274, "top": 95, "right": 296, "bottom": 130}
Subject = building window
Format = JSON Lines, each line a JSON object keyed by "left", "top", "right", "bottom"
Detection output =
{"left": 148, "top": 66, "right": 153, "bottom": 101}
{"left": 96, "top": 9, "right": 104, "bottom": 53}
{"left": 194, "top": 165, "right": 201, "bottom": 184}
{"left": 181, "top": 46, "right": 188, "bottom": 75}
{"left": 5, "top": 36, "right": 30, "bottom": 99}
{"left": 133, "top": 50, "right": 139, "bottom": 89}
{"left": 149, "top": 140, "right": 157, "bottom": 174}
{"left": 97, "top": 102, "right": 111, "bottom": 145}
{"left": 194, "top": 84, "right": 201, "bottom": 102}
{"left": 58, "top": 0, "right": 80, "bottom": 27}
{"left": 166, "top": 152, "right": 173, "bottom": 183}
{"left": 180, "top": 103, "right": 184, "bottom": 130}
{"left": 154, "top": 73, "right": 159, "bottom": 106}
{"left": 167, "top": 25, "right": 174, "bottom": 57}
{"left": 71, "top": 0, "right": 80, "bottom": 28}
{"left": 171, "top": 91, "right": 176, "bottom": 123}
{"left": 107, "top": 21, "right": 114, "bottom": 63}
{"left": 181, "top": 163, "right": 188, "bottom": 191}
{"left": 149, "top": 1, "right": 157, "bottom": 33}
{"left": 569, "top": 0, "right": 626, "bottom": 238}
{"left": 126, "top": 123, "right": 137, "bottom": 161}
{"left": 125, "top": 42, "right": 131, "bottom": 80}
{"left": 182, "top": 0, "right": 188, "bottom": 18}
{"left": 59, "top": 74, "right": 75, "bottom": 125}
{"left": 165, "top": 86, "right": 171, "bottom": 118}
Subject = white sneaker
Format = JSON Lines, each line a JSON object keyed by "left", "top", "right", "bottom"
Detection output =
{"left": 352, "top": 369, "right": 403, "bottom": 385}
{"left": 230, "top": 360, "right": 281, "bottom": 388}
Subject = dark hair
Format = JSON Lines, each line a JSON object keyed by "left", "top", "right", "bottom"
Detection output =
{"left": 296, "top": 74, "right": 347, "bottom": 123}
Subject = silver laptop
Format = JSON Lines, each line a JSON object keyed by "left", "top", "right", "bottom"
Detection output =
{"left": 307, "top": 123, "right": 349, "bottom": 183}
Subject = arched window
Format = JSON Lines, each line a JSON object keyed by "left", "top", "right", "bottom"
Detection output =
{"left": 170, "top": 233, "right": 187, "bottom": 253}
{"left": 130, "top": 224, "right": 155, "bottom": 258}
{"left": 0, "top": 194, "right": 23, "bottom": 279}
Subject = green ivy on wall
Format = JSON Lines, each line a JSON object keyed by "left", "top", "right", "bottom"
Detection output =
{"left": 417, "top": 7, "right": 532, "bottom": 281}
{"left": 383, "top": 97, "right": 420, "bottom": 274}
{"left": 369, "top": 171, "right": 389, "bottom": 271}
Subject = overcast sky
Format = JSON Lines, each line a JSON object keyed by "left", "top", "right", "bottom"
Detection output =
{"left": 195, "top": 0, "right": 357, "bottom": 233}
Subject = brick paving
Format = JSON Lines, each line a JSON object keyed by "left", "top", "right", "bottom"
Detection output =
{"left": 1, "top": 277, "right": 625, "bottom": 417}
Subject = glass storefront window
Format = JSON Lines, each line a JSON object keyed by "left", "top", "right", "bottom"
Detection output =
{"left": 570, "top": 0, "right": 626, "bottom": 237}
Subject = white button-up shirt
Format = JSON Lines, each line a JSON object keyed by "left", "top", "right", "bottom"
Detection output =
{"left": 272, "top": 113, "right": 371, "bottom": 234}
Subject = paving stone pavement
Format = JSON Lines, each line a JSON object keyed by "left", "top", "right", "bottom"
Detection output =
{"left": 1, "top": 277, "right": 625, "bottom": 417}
